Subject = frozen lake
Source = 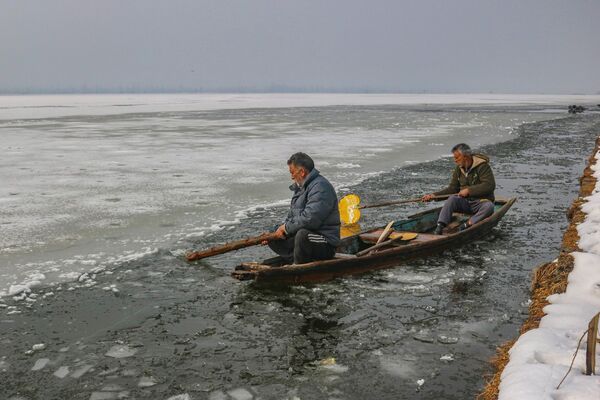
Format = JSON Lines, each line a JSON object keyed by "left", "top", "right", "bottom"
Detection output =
{"left": 0, "top": 93, "right": 597, "bottom": 296}
{"left": 1, "top": 101, "right": 599, "bottom": 399}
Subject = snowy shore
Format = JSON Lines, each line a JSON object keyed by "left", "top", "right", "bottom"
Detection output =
{"left": 497, "top": 137, "right": 600, "bottom": 399}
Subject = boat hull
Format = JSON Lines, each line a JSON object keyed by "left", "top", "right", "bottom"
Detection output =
{"left": 232, "top": 198, "right": 516, "bottom": 284}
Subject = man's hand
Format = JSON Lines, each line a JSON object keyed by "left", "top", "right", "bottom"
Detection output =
{"left": 262, "top": 225, "right": 287, "bottom": 244}
{"left": 274, "top": 224, "right": 287, "bottom": 239}
{"left": 458, "top": 188, "right": 470, "bottom": 197}
{"left": 421, "top": 193, "right": 435, "bottom": 202}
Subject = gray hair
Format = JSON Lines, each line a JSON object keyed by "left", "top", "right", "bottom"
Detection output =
{"left": 287, "top": 152, "right": 314, "bottom": 172}
{"left": 451, "top": 143, "right": 472, "bottom": 156}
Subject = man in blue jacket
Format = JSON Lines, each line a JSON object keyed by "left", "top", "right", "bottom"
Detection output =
{"left": 267, "top": 152, "right": 340, "bottom": 264}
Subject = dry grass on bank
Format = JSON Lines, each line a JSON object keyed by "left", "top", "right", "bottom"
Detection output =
{"left": 477, "top": 136, "right": 600, "bottom": 400}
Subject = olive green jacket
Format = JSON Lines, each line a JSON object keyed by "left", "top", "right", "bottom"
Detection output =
{"left": 434, "top": 154, "right": 495, "bottom": 201}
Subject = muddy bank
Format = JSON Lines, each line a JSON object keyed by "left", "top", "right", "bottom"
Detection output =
{"left": 2, "top": 114, "right": 600, "bottom": 400}
{"left": 478, "top": 134, "right": 600, "bottom": 400}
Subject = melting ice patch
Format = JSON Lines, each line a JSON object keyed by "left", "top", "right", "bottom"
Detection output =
{"left": 105, "top": 345, "right": 137, "bottom": 358}
{"left": 335, "top": 162, "right": 361, "bottom": 169}
{"left": 31, "top": 358, "right": 50, "bottom": 371}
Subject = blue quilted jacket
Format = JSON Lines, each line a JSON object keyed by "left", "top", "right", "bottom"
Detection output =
{"left": 284, "top": 169, "right": 340, "bottom": 247}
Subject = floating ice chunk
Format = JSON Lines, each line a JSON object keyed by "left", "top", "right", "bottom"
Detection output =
{"left": 166, "top": 395, "right": 191, "bottom": 400}
{"left": 318, "top": 358, "right": 349, "bottom": 374}
{"left": 12, "top": 293, "right": 27, "bottom": 302}
{"left": 437, "top": 335, "right": 459, "bottom": 344}
{"left": 380, "top": 356, "right": 416, "bottom": 379}
{"left": 227, "top": 388, "right": 253, "bottom": 400}
{"left": 413, "top": 330, "right": 435, "bottom": 343}
{"left": 32, "top": 343, "right": 46, "bottom": 351}
{"left": 8, "top": 282, "right": 35, "bottom": 296}
{"left": 31, "top": 358, "right": 50, "bottom": 371}
{"left": 53, "top": 366, "right": 70, "bottom": 378}
{"left": 89, "top": 392, "right": 117, "bottom": 400}
{"left": 440, "top": 354, "right": 454, "bottom": 362}
{"left": 208, "top": 390, "right": 228, "bottom": 400}
{"left": 71, "top": 364, "right": 93, "bottom": 378}
{"left": 138, "top": 376, "right": 157, "bottom": 387}
{"left": 60, "top": 272, "right": 81, "bottom": 279}
{"left": 105, "top": 345, "right": 137, "bottom": 358}
{"left": 335, "top": 162, "right": 361, "bottom": 169}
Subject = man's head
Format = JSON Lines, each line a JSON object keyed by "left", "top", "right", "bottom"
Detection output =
{"left": 287, "top": 152, "right": 314, "bottom": 185}
{"left": 451, "top": 143, "right": 473, "bottom": 169}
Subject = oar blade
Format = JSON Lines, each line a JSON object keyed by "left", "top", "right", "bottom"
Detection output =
{"left": 339, "top": 194, "right": 361, "bottom": 225}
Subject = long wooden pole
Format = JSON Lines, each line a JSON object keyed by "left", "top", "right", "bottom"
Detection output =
{"left": 359, "top": 194, "right": 452, "bottom": 210}
{"left": 186, "top": 232, "right": 279, "bottom": 261}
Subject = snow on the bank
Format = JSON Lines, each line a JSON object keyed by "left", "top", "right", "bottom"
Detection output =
{"left": 498, "top": 150, "right": 600, "bottom": 400}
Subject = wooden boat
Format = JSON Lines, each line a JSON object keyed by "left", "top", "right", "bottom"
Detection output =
{"left": 232, "top": 198, "right": 516, "bottom": 284}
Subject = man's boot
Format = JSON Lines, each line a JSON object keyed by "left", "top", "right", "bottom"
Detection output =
{"left": 434, "top": 222, "right": 446, "bottom": 235}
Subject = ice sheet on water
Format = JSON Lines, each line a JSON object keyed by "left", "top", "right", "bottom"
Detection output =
{"left": 227, "top": 388, "right": 254, "bottom": 400}
{"left": 379, "top": 356, "right": 416, "bottom": 379}
{"left": 166, "top": 395, "right": 191, "bottom": 400}
{"left": 105, "top": 345, "right": 137, "bottom": 358}
{"left": 89, "top": 393, "right": 117, "bottom": 400}
{"left": 53, "top": 366, "right": 70, "bottom": 378}
{"left": 138, "top": 376, "right": 157, "bottom": 387}
{"left": 208, "top": 391, "right": 228, "bottom": 400}
{"left": 31, "top": 358, "right": 50, "bottom": 371}
{"left": 1, "top": 93, "right": 577, "bottom": 298}
{"left": 71, "top": 364, "right": 93, "bottom": 378}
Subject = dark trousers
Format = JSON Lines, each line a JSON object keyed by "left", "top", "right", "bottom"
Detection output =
{"left": 268, "top": 228, "right": 336, "bottom": 264}
{"left": 437, "top": 195, "right": 495, "bottom": 226}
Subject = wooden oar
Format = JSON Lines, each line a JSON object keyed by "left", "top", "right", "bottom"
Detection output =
{"left": 355, "top": 231, "right": 419, "bottom": 257}
{"left": 186, "top": 232, "right": 278, "bottom": 262}
{"left": 339, "top": 193, "right": 453, "bottom": 225}
{"left": 376, "top": 221, "right": 395, "bottom": 244}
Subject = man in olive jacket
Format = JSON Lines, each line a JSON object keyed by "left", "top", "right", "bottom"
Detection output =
{"left": 267, "top": 152, "right": 340, "bottom": 264}
{"left": 422, "top": 143, "right": 495, "bottom": 234}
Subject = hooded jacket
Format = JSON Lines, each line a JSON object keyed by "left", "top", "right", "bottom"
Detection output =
{"left": 434, "top": 154, "right": 495, "bottom": 201}
{"left": 284, "top": 168, "right": 341, "bottom": 247}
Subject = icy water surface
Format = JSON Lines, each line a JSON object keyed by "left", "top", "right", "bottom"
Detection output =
{"left": 1, "top": 106, "right": 600, "bottom": 399}
{"left": 0, "top": 99, "right": 565, "bottom": 295}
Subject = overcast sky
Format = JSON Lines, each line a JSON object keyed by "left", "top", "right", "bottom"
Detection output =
{"left": 1, "top": 0, "right": 599, "bottom": 94}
